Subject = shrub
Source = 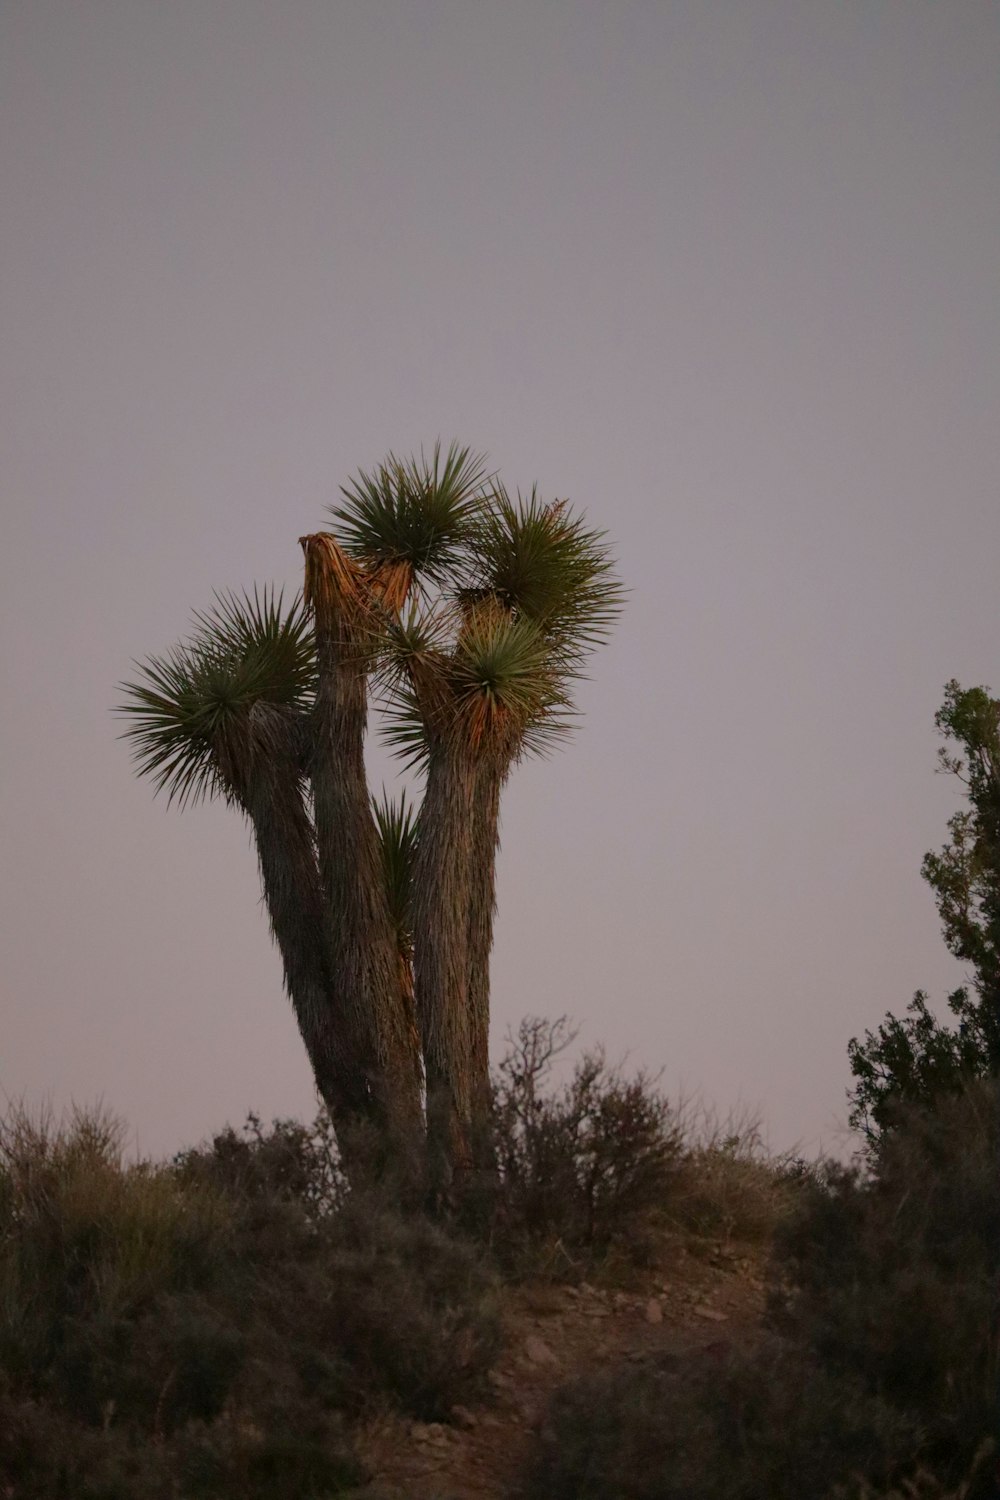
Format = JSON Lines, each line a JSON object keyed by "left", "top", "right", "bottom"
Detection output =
{"left": 174, "top": 1114, "right": 502, "bottom": 1416}
{"left": 663, "top": 1102, "right": 800, "bottom": 1247}
{"left": 240, "top": 1192, "right": 502, "bottom": 1420}
{"left": 487, "top": 1017, "right": 685, "bottom": 1273}
{"left": 0, "top": 1383, "right": 364, "bottom": 1500}
{"left": 831, "top": 1447, "right": 998, "bottom": 1500}
{"left": 173, "top": 1109, "right": 344, "bottom": 1218}
{"left": 174, "top": 1413, "right": 364, "bottom": 1500}
{"left": 528, "top": 1338, "right": 922, "bottom": 1500}
{"left": 771, "top": 1078, "right": 1000, "bottom": 1484}
{"left": 848, "top": 682, "right": 1000, "bottom": 1144}
{"left": 0, "top": 1104, "right": 235, "bottom": 1413}
{"left": 523, "top": 1079, "right": 1000, "bottom": 1500}
{"left": 0, "top": 1104, "right": 501, "bottom": 1497}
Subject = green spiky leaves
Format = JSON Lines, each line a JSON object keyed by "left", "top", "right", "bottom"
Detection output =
{"left": 451, "top": 607, "right": 566, "bottom": 758}
{"left": 331, "top": 442, "right": 489, "bottom": 594}
{"left": 121, "top": 447, "right": 622, "bottom": 805}
{"left": 371, "top": 477, "right": 621, "bottom": 771}
{"left": 118, "top": 589, "right": 316, "bottom": 807}
{"left": 378, "top": 604, "right": 571, "bottom": 771}
{"left": 373, "top": 789, "right": 419, "bottom": 954}
{"left": 466, "top": 485, "right": 624, "bottom": 664}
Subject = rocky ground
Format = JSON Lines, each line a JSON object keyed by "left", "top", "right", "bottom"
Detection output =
{"left": 351, "top": 1237, "right": 768, "bottom": 1500}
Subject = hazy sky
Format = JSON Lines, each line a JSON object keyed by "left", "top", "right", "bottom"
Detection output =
{"left": 2, "top": 1, "right": 998, "bottom": 1159}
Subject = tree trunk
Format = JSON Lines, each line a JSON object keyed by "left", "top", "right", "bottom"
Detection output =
{"left": 466, "top": 763, "right": 502, "bottom": 1173}
{"left": 413, "top": 744, "right": 478, "bottom": 1195}
{"left": 243, "top": 763, "right": 374, "bottom": 1139}
{"left": 311, "top": 621, "right": 424, "bottom": 1161}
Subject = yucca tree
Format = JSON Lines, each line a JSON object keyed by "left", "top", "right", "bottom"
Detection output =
{"left": 119, "top": 445, "right": 619, "bottom": 1195}
{"left": 118, "top": 580, "right": 426, "bottom": 1169}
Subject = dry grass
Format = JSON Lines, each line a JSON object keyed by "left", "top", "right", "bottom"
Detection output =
{"left": 663, "top": 1099, "right": 802, "bottom": 1248}
{"left": 832, "top": 1445, "right": 998, "bottom": 1500}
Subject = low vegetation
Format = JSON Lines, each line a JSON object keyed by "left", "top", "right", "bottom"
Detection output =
{"left": 483, "top": 1016, "right": 686, "bottom": 1273}
{"left": 0, "top": 1028, "right": 792, "bottom": 1498}
{"left": 1, "top": 1021, "right": 995, "bottom": 1498}
{"left": 519, "top": 684, "right": 1000, "bottom": 1499}
{"left": 0, "top": 1105, "right": 499, "bottom": 1498}
{"left": 479, "top": 1017, "right": 796, "bottom": 1278}
{"left": 525, "top": 1078, "right": 999, "bottom": 1500}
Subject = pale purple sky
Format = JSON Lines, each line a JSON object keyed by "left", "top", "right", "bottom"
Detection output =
{"left": 2, "top": 1, "right": 998, "bottom": 1158}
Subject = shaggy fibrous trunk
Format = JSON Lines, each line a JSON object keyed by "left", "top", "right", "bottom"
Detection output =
{"left": 311, "top": 618, "right": 424, "bottom": 1157}
{"left": 243, "top": 765, "right": 372, "bottom": 1134}
{"left": 217, "top": 704, "right": 376, "bottom": 1152}
{"left": 413, "top": 743, "right": 478, "bottom": 1194}
{"left": 466, "top": 764, "right": 502, "bottom": 1171}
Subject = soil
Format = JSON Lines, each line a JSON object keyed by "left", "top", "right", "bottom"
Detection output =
{"left": 350, "top": 1237, "right": 768, "bottom": 1500}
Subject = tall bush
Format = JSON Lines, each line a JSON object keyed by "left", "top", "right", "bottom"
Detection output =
{"left": 849, "top": 683, "right": 1000, "bottom": 1141}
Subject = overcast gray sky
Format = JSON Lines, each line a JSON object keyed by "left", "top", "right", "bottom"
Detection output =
{"left": 2, "top": 0, "right": 998, "bottom": 1159}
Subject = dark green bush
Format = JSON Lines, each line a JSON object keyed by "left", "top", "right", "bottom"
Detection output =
{"left": 772, "top": 1079, "right": 999, "bottom": 1482}
{"left": 0, "top": 1106, "right": 234, "bottom": 1410}
{"left": 175, "top": 1414, "right": 363, "bottom": 1500}
{"left": 0, "top": 1384, "right": 175, "bottom": 1500}
{"left": 524, "top": 1079, "right": 1000, "bottom": 1500}
{"left": 529, "top": 1338, "right": 921, "bottom": 1500}
{"left": 174, "top": 1109, "right": 344, "bottom": 1218}
{"left": 0, "top": 1384, "right": 364, "bottom": 1500}
{"left": 231, "top": 1192, "right": 502, "bottom": 1420}
{"left": 848, "top": 682, "right": 1000, "bottom": 1143}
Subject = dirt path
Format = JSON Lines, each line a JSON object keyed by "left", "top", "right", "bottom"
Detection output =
{"left": 352, "top": 1240, "right": 767, "bottom": 1500}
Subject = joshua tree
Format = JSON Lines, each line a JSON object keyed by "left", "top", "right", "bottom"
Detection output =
{"left": 119, "top": 444, "right": 621, "bottom": 1188}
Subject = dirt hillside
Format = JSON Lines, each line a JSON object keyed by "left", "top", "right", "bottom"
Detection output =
{"left": 352, "top": 1238, "right": 767, "bottom": 1499}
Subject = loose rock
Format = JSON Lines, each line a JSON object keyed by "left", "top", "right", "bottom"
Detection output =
{"left": 524, "top": 1334, "right": 559, "bottom": 1367}
{"left": 410, "top": 1421, "right": 449, "bottom": 1445}
{"left": 694, "top": 1304, "right": 728, "bottom": 1322}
